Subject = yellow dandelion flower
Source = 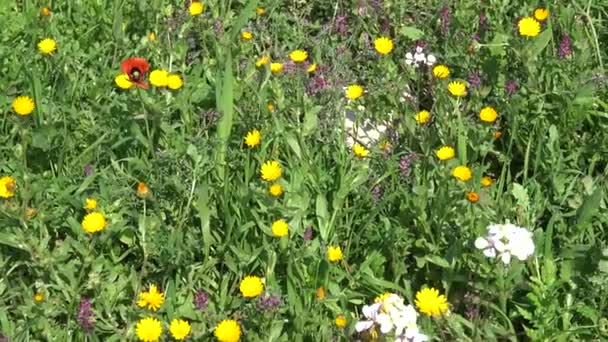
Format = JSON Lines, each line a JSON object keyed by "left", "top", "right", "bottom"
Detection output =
{"left": 149, "top": 69, "right": 169, "bottom": 87}
{"left": 34, "top": 292, "right": 44, "bottom": 302}
{"left": 467, "top": 192, "right": 479, "bottom": 203}
{"left": 289, "top": 50, "right": 308, "bottom": 63}
{"left": 38, "top": 38, "right": 57, "bottom": 54}
{"left": 518, "top": 17, "right": 541, "bottom": 37}
{"left": 244, "top": 129, "right": 261, "bottom": 148}
{"left": 256, "top": 55, "right": 270, "bottom": 67}
{"left": 214, "top": 319, "right": 241, "bottom": 342}
{"left": 115, "top": 74, "right": 134, "bottom": 89}
{"left": 352, "top": 143, "right": 369, "bottom": 159}
{"left": 335, "top": 315, "right": 347, "bottom": 328}
{"left": 260, "top": 161, "right": 282, "bottom": 182}
{"left": 271, "top": 219, "right": 289, "bottom": 237}
{"left": 481, "top": 176, "right": 494, "bottom": 187}
{"left": 435, "top": 146, "right": 455, "bottom": 161}
{"left": 189, "top": 2, "right": 204, "bottom": 16}
{"left": 167, "top": 74, "right": 183, "bottom": 90}
{"left": 241, "top": 31, "right": 253, "bottom": 41}
{"left": 415, "top": 110, "right": 431, "bottom": 125}
{"left": 84, "top": 198, "right": 97, "bottom": 210}
{"left": 374, "top": 292, "right": 394, "bottom": 303}
{"left": 40, "top": 7, "right": 51, "bottom": 17}
{"left": 240, "top": 276, "right": 264, "bottom": 298}
{"left": 256, "top": 7, "right": 266, "bottom": 15}
{"left": 137, "top": 284, "right": 165, "bottom": 311}
{"left": 137, "top": 182, "right": 151, "bottom": 198}
{"left": 307, "top": 63, "right": 317, "bottom": 73}
{"left": 479, "top": 106, "right": 498, "bottom": 123}
{"left": 81, "top": 212, "right": 107, "bottom": 234}
{"left": 448, "top": 81, "right": 467, "bottom": 97}
{"left": 269, "top": 183, "right": 283, "bottom": 197}
{"left": 270, "top": 63, "right": 283, "bottom": 74}
{"left": 12, "top": 96, "right": 35, "bottom": 116}
{"left": 415, "top": 287, "right": 449, "bottom": 317}
{"left": 136, "top": 317, "right": 162, "bottom": 342}
{"left": 374, "top": 37, "right": 394, "bottom": 55}
{"left": 327, "top": 246, "right": 343, "bottom": 263}
{"left": 433, "top": 65, "right": 450, "bottom": 79}
{"left": 267, "top": 102, "right": 275, "bottom": 112}
{"left": 170, "top": 319, "right": 191, "bottom": 341}
{"left": 452, "top": 166, "right": 472, "bottom": 182}
{"left": 345, "top": 85, "right": 364, "bottom": 100}
{"left": 0, "top": 176, "right": 16, "bottom": 198}
{"left": 316, "top": 287, "right": 326, "bottom": 300}
{"left": 26, "top": 207, "right": 37, "bottom": 219}
{"left": 534, "top": 8, "right": 550, "bottom": 22}
{"left": 148, "top": 32, "right": 156, "bottom": 42}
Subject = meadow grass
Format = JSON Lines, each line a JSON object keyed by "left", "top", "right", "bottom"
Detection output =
{"left": 0, "top": 0, "right": 607, "bottom": 341}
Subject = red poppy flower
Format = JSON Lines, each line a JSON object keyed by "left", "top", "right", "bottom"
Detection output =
{"left": 120, "top": 57, "right": 150, "bottom": 88}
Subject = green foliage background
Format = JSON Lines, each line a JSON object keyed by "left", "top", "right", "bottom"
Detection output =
{"left": 0, "top": 0, "right": 607, "bottom": 341}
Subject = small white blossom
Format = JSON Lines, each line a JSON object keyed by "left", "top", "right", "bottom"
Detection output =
{"left": 475, "top": 222, "right": 535, "bottom": 264}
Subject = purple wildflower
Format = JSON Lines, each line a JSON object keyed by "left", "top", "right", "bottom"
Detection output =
{"left": 439, "top": 6, "right": 451, "bottom": 35}
{"left": 303, "top": 226, "right": 314, "bottom": 241}
{"left": 257, "top": 294, "right": 282, "bottom": 312}
{"left": 371, "top": 184, "right": 383, "bottom": 201}
{"left": 471, "top": 33, "right": 481, "bottom": 42}
{"left": 464, "top": 291, "right": 480, "bottom": 320}
{"left": 194, "top": 290, "right": 209, "bottom": 310}
{"left": 77, "top": 298, "right": 95, "bottom": 333}
{"left": 399, "top": 152, "right": 418, "bottom": 177}
{"left": 558, "top": 34, "right": 572, "bottom": 59}
{"left": 333, "top": 15, "right": 348, "bottom": 36}
{"left": 380, "top": 18, "right": 391, "bottom": 33}
{"left": 307, "top": 75, "right": 328, "bottom": 96}
{"left": 505, "top": 79, "right": 518, "bottom": 97}
{"left": 468, "top": 71, "right": 482, "bottom": 89}
{"left": 214, "top": 20, "right": 223, "bottom": 36}
{"left": 478, "top": 12, "right": 489, "bottom": 32}
{"left": 83, "top": 164, "right": 94, "bottom": 177}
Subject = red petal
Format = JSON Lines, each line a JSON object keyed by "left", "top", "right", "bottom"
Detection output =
{"left": 120, "top": 57, "right": 150, "bottom": 74}
{"left": 133, "top": 81, "right": 149, "bottom": 89}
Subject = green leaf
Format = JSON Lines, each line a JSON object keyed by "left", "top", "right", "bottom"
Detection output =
{"left": 228, "top": 0, "right": 259, "bottom": 40}
{"left": 529, "top": 29, "right": 553, "bottom": 60}
{"left": 316, "top": 194, "right": 330, "bottom": 241}
{"left": 399, "top": 26, "right": 424, "bottom": 40}
{"left": 576, "top": 185, "right": 602, "bottom": 225}
{"left": 425, "top": 255, "right": 451, "bottom": 269}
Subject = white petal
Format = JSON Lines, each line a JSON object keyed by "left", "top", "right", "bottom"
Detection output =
{"left": 474, "top": 237, "right": 489, "bottom": 249}
{"left": 377, "top": 314, "right": 394, "bottom": 334}
{"left": 482, "top": 247, "right": 497, "bottom": 258}
{"left": 426, "top": 54, "right": 436, "bottom": 64}
{"left": 405, "top": 52, "right": 413, "bottom": 59}
{"left": 414, "top": 53, "right": 426, "bottom": 62}
{"left": 362, "top": 303, "right": 381, "bottom": 319}
{"left": 500, "top": 252, "right": 512, "bottom": 264}
{"left": 355, "top": 320, "right": 374, "bottom": 332}
{"left": 494, "top": 240, "right": 506, "bottom": 252}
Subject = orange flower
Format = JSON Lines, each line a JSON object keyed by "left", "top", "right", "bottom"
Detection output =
{"left": 467, "top": 192, "right": 479, "bottom": 203}
{"left": 137, "top": 182, "right": 150, "bottom": 198}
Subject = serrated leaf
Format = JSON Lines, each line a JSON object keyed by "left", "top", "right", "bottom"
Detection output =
{"left": 399, "top": 26, "right": 424, "bottom": 40}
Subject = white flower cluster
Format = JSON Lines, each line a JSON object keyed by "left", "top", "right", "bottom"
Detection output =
{"left": 344, "top": 109, "right": 389, "bottom": 148}
{"left": 405, "top": 46, "right": 436, "bottom": 67}
{"left": 355, "top": 294, "right": 428, "bottom": 342}
{"left": 474, "top": 222, "right": 535, "bottom": 265}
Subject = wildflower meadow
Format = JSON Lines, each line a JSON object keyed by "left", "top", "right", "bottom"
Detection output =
{"left": 2, "top": 0, "right": 608, "bottom": 341}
